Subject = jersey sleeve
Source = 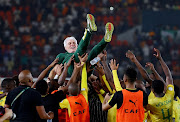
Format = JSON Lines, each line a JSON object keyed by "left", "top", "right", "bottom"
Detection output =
{"left": 59, "top": 99, "right": 70, "bottom": 109}
{"left": 97, "top": 94, "right": 104, "bottom": 104}
{"left": 112, "top": 70, "right": 123, "bottom": 91}
{"left": 108, "top": 91, "right": 123, "bottom": 109}
{"left": 80, "top": 63, "right": 88, "bottom": 102}
{"left": 102, "top": 75, "right": 113, "bottom": 94}
{"left": 172, "top": 101, "right": 175, "bottom": 118}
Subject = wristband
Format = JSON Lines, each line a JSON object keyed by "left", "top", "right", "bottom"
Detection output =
{"left": 99, "top": 89, "right": 105, "bottom": 95}
{"left": 11, "top": 113, "right": 16, "bottom": 120}
{"left": 54, "top": 74, "right": 59, "bottom": 79}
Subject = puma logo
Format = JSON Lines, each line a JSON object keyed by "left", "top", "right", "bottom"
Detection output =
{"left": 129, "top": 100, "right": 137, "bottom": 107}
{"left": 75, "top": 102, "right": 83, "bottom": 107}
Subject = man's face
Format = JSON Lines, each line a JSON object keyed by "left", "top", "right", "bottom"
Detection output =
{"left": 65, "top": 39, "right": 77, "bottom": 53}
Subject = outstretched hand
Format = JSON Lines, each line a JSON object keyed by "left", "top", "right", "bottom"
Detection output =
{"left": 98, "top": 50, "right": 107, "bottom": 61}
{"left": 104, "top": 93, "right": 111, "bottom": 102}
{"left": 95, "top": 62, "right": 105, "bottom": 76}
{"left": 109, "top": 59, "right": 119, "bottom": 70}
{"left": 78, "top": 53, "right": 88, "bottom": 64}
{"left": 145, "top": 62, "right": 155, "bottom": 71}
{"left": 64, "top": 55, "right": 74, "bottom": 68}
{"left": 92, "top": 80, "right": 102, "bottom": 94}
{"left": 49, "top": 58, "right": 59, "bottom": 67}
{"left": 126, "top": 50, "right": 136, "bottom": 62}
{"left": 153, "top": 48, "right": 162, "bottom": 60}
{"left": 55, "top": 64, "right": 64, "bottom": 75}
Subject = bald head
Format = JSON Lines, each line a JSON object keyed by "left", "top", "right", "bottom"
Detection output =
{"left": 68, "top": 83, "right": 80, "bottom": 96}
{"left": 18, "top": 70, "right": 33, "bottom": 84}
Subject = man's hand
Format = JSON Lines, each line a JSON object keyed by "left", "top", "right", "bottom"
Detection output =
{"left": 74, "top": 62, "right": 83, "bottom": 70}
{"left": 126, "top": 50, "right": 136, "bottom": 62}
{"left": 95, "top": 62, "right": 105, "bottom": 76}
{"left": 104, "top": 93, "right": 111, "bottom": 103}
{"left": 49, "top": 58, "right": 59, "bottom": 67}
{"left": 47, "top": 111, "right": 54, "bottom": 119}
{"left": 86, "top": 62, "right": 93, "bottom": 73}
{"left": 55, "top": 64, "right": 64, "bottom": 76}
{"left": 65, "top": 55, "right": 74, "bottom": 68}
{"left": 92, "top": 81, "right": 102, "bottom": 94}
{"left": 145, "top": 62, "right": 155, "bottom": 71}
{"left": 153, "top": 48, "right": 162, "bottom": 60}
{"left": 98, "top": 50, "right": 107, "bottom": 62}
{"left": 109, "top": 59, "right": 119, "bottom": 70}
{"left": 78, "top": 53, "right": 88, "bottom": 64}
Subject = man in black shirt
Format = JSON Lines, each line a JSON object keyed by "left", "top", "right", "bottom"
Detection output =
{"left": 5, "top": 70, "right": 54, "bottom": 122}
{"left": 35, "top": 80, "right": 66, "bottom": 122}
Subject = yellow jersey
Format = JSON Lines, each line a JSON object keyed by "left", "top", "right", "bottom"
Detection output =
{"left": 59, "top": 64, "right": 88, "bottom": 117}
{"left": 172, "top": 96, "right": 180, "bottom": 122}
{"left": 147, "top": 84, "right": 174, "bottom": 122}
{"left": 0, "top": 96, "right": 6, "bottom": 107}
{"left": 0, "top": 95, "right": 9, "bottom": 122}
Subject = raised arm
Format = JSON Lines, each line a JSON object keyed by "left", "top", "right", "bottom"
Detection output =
{"left": 81, "top": 63, "right": 87, "bottom": 91}
{"left": 126, "top": 50, "right": 153, "bottom": 85}
{"left": 95, "top": 63, "right": 113, "bottom": 94}
{"left": 99, "top": 51, "right": 114, "bottom": 89}
{"left": 58, "top": 55, "right": 74, "bottom": 85}
{"left": 109, "top": 59, "right": 122, "bottom": 91}
{"left": 59, "top": 54, "right": 88, "bottom": 92}
{"left": 145, "top": 62, "right": 166, "bottom": 85}
{"left": 153, "top": 48, "right": 173, "bottom": 85}
{"left": 32, "top": 59, "right": 58, "bottom": 88}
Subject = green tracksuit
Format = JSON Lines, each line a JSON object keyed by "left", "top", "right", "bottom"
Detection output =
{"left": 56, "top": 30, "right": 108, "bottom": 76}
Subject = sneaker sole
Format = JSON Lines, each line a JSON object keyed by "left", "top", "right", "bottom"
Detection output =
{"left": 105, "top": 22, "right": 114, "bottom": 42}
{"left": 87, "top": 14, "right": 97, "bottom": 31}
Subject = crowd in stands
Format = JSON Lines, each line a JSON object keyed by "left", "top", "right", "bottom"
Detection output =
{"left": 0, "top": 2, "right": 179, "bottom": 120}
{"left": 0, "top": 0, "right": 179, "bottom": 79}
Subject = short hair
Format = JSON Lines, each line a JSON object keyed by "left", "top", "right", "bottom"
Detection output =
{"left": 1, "top": 78, "right": 15, "bottom": 89}
{"left": 124, "top": 67, "right": 137, "bottom": 83}
{"left": 12, "top": 75, "right": 19, "bottom": 86}
{"left": 63, "top": 37, "right": 78, "bottom": 47}
{"left": 68, "top": 83, "right": 79, "bottom": 96}
{"left": 36, "top": 80, "right": 48, "bottom": 95}
{"left": 152, "top": 80, "right": 164, "bottom": 94}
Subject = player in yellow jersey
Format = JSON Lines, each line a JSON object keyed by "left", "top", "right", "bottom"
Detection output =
{"left": 145, "top": 48, "right": 174, "bottom": 122}
{"left": 126, "top": 48, "right": 174, "bottom": 122}
{"left": 172, "top": 85, "right": 180, "bottom": 122}
{"left": 0, "top": 78, "right": 16, "bottom": 122}
{"left": 59, "top": 54, "right": 90, "bottom": 122}
{"left": 0, "top": 78, "right": 16, "bottom": 107}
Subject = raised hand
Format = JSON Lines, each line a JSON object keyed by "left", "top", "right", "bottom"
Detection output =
{"left": 145, "top": 62, "right": 155, "bottom": 71}
{"left": 86, "top": 62, "right": 93, "bottom": 73}
{"left": 49, "top": 58, "right": 59, "bottom": 67}
{"left": 74, "top": 62, "right": 83, "bottom": 70}
{"left": 126, "top": 50, "right": 136, "bottom": 62}
{"left": 92, "top": 80, "right": 102, "bottom": 94}
{"left": 98, "top": 50, "right": 107, "bottom": 62}
{"left": 65, "top": 55, "right": 74, "bottom": 67}
{"left": 95, "top": 62, "right": 105, "bottom": 76}
{"left": 153, "top": 48, "right": 162, "bottom": 60}
{"left": 104, "top": 93, "right": 111, "bottom": 102}
{"left": 109, "top": 59, "right": 119, "bottom": 70}
{"left": 78, "top": 53, "right": 88, "bottom": 64}
{"left": 55, "top": 64, "right": 64, "bottom": 75}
